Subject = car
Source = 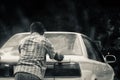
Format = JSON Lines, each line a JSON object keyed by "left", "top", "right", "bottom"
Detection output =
{"left": 0, "top": 31, "right": 116, "bottom": 80}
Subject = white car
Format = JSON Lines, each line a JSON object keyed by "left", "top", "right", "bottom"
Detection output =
{"left": 0, "top": 32, "right": 116, "bottom": 80}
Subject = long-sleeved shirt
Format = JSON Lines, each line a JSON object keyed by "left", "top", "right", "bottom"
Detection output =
{"left": 14, "top": 32, "right": 56, "bottom": 79}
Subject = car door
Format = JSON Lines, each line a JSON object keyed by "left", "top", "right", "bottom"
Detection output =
{"left": 82, "top": 36, "right": 114, "bottom": 80}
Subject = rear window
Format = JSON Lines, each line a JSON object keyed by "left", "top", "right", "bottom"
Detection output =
{"left": 1, "top": 33, "right": 30, "bottom": 49}
{"left": 45, "top": 34, "right": 82, "bottom": 55}
{"left": 45, "top": 62, "right": 81, "bottom": 77}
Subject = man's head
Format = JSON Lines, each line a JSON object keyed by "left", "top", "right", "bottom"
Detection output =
{"left": 30, "top": 22, "right": 46, "bottom": 35}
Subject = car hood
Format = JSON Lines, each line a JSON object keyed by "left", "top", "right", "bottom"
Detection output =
{"left": 0, "top": 47, "right": 18, "bottom": 53}
{"left": 0, "top": 47, "right": 20, "bottom": 63}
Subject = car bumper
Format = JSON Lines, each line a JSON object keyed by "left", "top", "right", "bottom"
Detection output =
{"left": 0, "top": 63, "right": 13, "bottom": 69}
{"left": 0, "top": 63, "right": 14, "bottom": 77}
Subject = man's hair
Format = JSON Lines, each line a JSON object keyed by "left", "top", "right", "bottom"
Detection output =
{"left": 30, "top": 22, "right": 46, "bottom": 35}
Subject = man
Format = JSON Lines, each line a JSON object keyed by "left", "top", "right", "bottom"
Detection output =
{"left": 14, "top": 22, "right": 64, "bottom": 80}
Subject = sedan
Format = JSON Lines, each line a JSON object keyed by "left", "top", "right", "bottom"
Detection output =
{"left": 0, "top": 32, "right": 115, "bottom": 80}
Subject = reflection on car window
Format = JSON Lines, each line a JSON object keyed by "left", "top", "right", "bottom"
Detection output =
{"left": 45, "top": 34, "right": 82, "bottom": 55}
{"left": 45, "top": 62, "right": 81, "bottom": 77}
{"left": 82, "top": 36, "right": 104, "bottom": 62}
{"left": 2, "top": 33, "right": 30, "bottom": 49}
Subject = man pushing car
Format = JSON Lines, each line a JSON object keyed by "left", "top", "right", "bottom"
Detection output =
{"left": 14, "top": 22, "right": 64, "bottom": 80}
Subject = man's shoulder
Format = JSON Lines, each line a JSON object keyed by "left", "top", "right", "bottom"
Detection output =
{"left": 18, "top": 36, "right": 30, "bottom": 44}
{"left": 43, "top": 38, "right": 53, "bottom": 47}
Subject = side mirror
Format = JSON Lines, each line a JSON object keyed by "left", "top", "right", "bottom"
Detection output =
{"left": 105, "top": 55, "right": 116, "bottom": 63}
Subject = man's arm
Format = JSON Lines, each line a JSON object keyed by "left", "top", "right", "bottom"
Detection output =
{"left": 44, "top": 39, "right": 64, "bottom": 61}
{"left": 18, "top": 45, "right": 21, "bottom": 54}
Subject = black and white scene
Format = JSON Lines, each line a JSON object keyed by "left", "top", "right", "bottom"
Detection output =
{"left": 0, "top": 0, "right": 120, "bottom": 80}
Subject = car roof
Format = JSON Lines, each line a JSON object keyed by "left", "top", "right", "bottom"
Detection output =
{"left": 14, "top": 31, "right": 91, "bottom": 42}
{"left": 13, "top": 31, "right": 85, "bottom": 37}
{"left": 15, "top": 31, "right": 92, "bottom": 41}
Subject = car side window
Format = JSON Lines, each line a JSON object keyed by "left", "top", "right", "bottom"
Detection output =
{"left": 82, "top": 36, "right": 104, "bottom": 62}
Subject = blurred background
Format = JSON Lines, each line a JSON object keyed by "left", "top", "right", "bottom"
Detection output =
{"left": 0, "top": 0, "right": 120, "bottom": 79}
{"left": 0, "top": 0, "right": 120, "bottom": 46}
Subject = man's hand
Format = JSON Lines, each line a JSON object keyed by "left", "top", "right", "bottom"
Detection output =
{"left": 54, "top": 53, "right": 64, "bottom": 61}
{"left": 57, "top": 54, "right": 64, "bottom": 61}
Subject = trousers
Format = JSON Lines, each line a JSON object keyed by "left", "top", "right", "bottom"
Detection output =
{"left": 15, "top": 72, "right": 41, "bottom": 80}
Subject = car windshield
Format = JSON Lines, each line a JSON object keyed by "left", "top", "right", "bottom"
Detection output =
{"left": 45, "top": 33, "right": 82, "bottom": 55}
{"left": 2, "top": 33, "right": 82, "bottom": 55}
{"left": 1, "top": 33, "right": 30, "bottom": 49}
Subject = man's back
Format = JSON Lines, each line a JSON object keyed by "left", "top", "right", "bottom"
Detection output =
{"left": 14, "top": 32, "right": 49, "bottom": 79}
{"left": 14, "top": 22, "right": 64, "bottom": 80}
